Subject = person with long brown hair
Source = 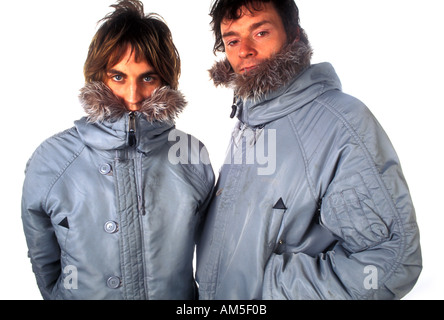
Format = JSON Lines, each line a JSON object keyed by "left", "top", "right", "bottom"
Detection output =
{"left": 21, "top": 0, "right": 214, "bottom": 300}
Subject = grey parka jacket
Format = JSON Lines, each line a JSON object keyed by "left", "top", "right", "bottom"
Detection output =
{"left": 21, "top": 82, "right": 215, "bottom": 300}
{"left": 196, "top": 41, "right": 422, "bottom": 300}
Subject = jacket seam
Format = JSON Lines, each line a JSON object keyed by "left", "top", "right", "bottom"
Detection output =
{"left": 315, "top": 98, "right": 406, "bottom": 299}
{"left": 180, "top": 162, "right": 213, "bottom": 191}
{"left": 266, "top": 254, "right": 275, "bottom": 299}
{"left": 287, "top": 107, "right": 318, "bottom": 204}
{"left": 42, "top": 144, "right": 86, "bottom": 210}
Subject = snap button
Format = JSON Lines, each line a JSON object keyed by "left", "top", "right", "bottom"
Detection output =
{"left": 99, "top": 163, "right": 112, "bottom": 175}
{"left": 106, "top": 276, "right": 121, "bottom": 289}
{"left": 104, "top": 221, "right": 118, "bottom": 234}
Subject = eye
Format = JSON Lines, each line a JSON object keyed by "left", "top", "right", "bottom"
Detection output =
{"left": 257, "top": 31, "right": 269, "bottom": 37}
{"left": 112, "top": 75, "right": 123, "bottom": 82}
{"left": 143, "top": 76, "right": 153, "bottom": 82}
{"left": 225, "top": 39, "right": 239, "bottom": 47}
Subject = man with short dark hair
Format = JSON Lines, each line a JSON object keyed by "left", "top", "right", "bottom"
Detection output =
{"left": 196, "top": 0, "right": 421, "bottom": 300}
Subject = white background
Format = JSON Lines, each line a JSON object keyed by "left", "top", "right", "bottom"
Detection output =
{"left": 0, "top": 0, "right": 442, "bottom": 300}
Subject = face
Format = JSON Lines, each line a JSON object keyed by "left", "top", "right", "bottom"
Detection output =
{"left": 104, "top": 46, "right": 162, "bottom": 111}
{"left": 221, "top": 2, "right": 288, "bottom": 75}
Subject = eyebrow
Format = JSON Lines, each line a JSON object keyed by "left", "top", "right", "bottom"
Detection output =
{"left": 107, "top": 69, "right": 159, "bottom": 78}
{"left": 222, "top": 20, "right": 272, "bottom": 38}
{"left": 107, "top": 69, "right": 125, "bottom": 76}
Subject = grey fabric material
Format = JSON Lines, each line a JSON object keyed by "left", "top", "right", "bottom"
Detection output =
{"left": 196, "top": 61, "right": 421, "bottom": 300}
{"left": 22, "top": 85, "right": 215, "bottom": 299}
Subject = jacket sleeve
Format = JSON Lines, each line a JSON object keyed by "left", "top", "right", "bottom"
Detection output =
{"left": 262, "top": 100, "right": 422, "bottom": 300}
{"left": 171, "top": 130, "right": 216, "bottom": 244}
{"left": 190, "top": 141, "right": 216, "bottom": 245}
{"left": 21, "top": 147, "right": 62, "bottom": 300}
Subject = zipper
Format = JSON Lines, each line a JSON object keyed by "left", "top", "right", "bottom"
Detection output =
{"left": 127, "top": 112, "right": 142, "bottom": 215}
{"left": 127, "top": 111, "right": 142, "bottom": 214}
{"left": 128, "top": 112, "right": 137, "bottom": 147}
{"left": 126, "top": 112, "right": 148, "bottom": 297}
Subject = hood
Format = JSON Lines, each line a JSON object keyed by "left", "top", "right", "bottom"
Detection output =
{"left": 75, "top": 82, "right": 183, "bottom": 152}
{"left": 209, "top": 40, "right": 313, "bottom": 101}
{"left": 79, "top": 81, "right": 187, "bottom": 124}
{"left": 209, "top": 42, "right": 342, "bottom": 127}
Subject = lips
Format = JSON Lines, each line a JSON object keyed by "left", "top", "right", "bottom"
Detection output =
{"left": 240, "top": 65, "right": 258, "bottom": 74}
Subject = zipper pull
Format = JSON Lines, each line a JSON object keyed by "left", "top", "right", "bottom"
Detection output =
{"left": 230, "top": 96, "right": 238, "bottom": 119}
{"left": 128, "top": 112, "right": 137, "bottom": 147}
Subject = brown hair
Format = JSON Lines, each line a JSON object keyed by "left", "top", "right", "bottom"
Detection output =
{"left": 209, "top": 0, "right": 308, "bottom": 54}
{"left": 83, "top": 0, "right": 181, "bottom": 90}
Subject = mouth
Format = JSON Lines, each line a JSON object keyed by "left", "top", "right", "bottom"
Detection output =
{"left": 240, "top": 65, "right": 258, "bottom": 74}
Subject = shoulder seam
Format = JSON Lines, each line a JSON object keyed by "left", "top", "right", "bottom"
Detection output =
{"left": 287, "top": 115, "right": 317, "bottom": 203}
{"left": 180, "top": 162, "right": 214, "bottom": 191}
{"left": 42, "top": 143, "right": 86, "bottom": 211}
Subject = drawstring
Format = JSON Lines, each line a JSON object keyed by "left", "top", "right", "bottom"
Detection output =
{"left": 230, "top": 96, "right": 237, "bottom": 119}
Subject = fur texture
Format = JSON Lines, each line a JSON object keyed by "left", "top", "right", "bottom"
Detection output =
{"left": 209, "top": 41, "right": 313, "bottom": 100}
{"left": 79, "top": 81, "right": 187, "bottom": 123}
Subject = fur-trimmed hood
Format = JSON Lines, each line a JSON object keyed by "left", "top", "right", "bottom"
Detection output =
{"left": 75, "top": 82, "right": 186, "bottom": 152}
{"left": 79, "top": 81, "right": 187, "bottom": 124}
{"left": 210, "top": 41, "right": 343, "bottom": 127}
{"left": 209, "top": 40, "right": 313, "bottom": 101}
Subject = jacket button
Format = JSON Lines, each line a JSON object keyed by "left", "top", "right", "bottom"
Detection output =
{"left": 216, "top": 188, "right": 223, "bottom": 196}
{"left": 104, "top": 221, "right": 118, "bottom": 234}
{"left": 99, "top": 163, "right": 112, "bottom": 175}
{"left": 106, "top": 276, "right": 121, "bottom": 289}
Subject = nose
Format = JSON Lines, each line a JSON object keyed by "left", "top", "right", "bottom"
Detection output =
{"left": 125, "top": 81, "right": 143, "bottom": 110}
{"left": 239, "top": 39, "right": 257, "bottom": 59}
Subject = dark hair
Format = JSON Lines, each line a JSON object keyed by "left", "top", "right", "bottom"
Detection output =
{"left": 84, "top": 0, "right": 181, "bottom": 90}
{"left": 209, "top": 0, "right": 308, "bottom": 54}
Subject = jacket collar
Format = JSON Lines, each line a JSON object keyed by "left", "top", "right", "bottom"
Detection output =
{"left": 237, "top": 62, "right": 343, "bottom": 126}
{"left": 79, "top": 81, "right": 186, "bottom": 124}
{"left": 209, "top": 41, "right": 343, "bottom": 127}
{"left": 75, "top": 82, "right": 186, "bottom": 153}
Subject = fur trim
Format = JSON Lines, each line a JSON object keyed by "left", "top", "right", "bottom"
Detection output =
{"left": 79, "top": 82, "right": 187, "bottom": 123}
{"left": 209, "top": 41, "right": 313, "bottom": 100}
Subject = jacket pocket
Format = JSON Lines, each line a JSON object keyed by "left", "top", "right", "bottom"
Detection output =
{"left": 53, "top": 216, "right": 71, "bottom": 254}
{"left": 265, "top": 198, "right": 286, "bottom": 254}
{"left": 320, "top": 173, "right": 389, "bottom": 253}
